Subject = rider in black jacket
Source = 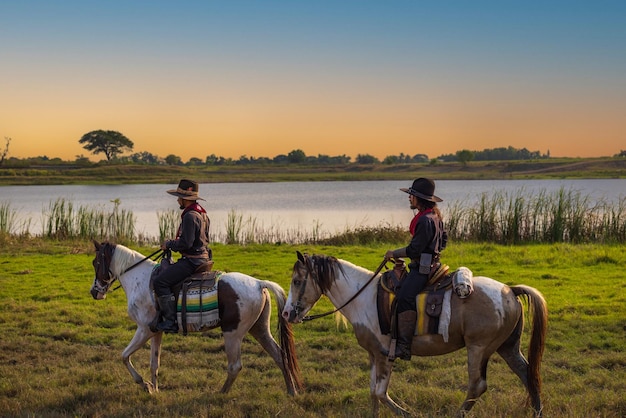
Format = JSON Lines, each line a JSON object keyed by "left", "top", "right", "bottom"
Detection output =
{"left": 385, "top": 178, "right": 447, "bottom": 360}
{"left": 153, "top": 179, "right": 211, "bottom": 334}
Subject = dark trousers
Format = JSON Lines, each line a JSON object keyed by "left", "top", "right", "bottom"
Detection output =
{"left": 153, "top": 258, "right": 197, "bottom": 297}
{"left": 395, "top": 265, "right": 428, "bottom": 313}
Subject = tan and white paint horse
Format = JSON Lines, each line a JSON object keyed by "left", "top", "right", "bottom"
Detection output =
{"left": 282, "top": 252, "right": 547, "bottom": 417}
{"left": 90, "top": 241, "right": 302, "bottom": 396}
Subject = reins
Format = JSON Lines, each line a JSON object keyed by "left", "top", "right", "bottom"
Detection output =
{"left": 109, "top": 248, "right": 165, "bottom": 292}
{"left": 302, "top": 257, "right": 389, "bottom": 321}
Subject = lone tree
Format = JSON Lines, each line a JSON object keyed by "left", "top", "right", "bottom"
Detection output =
{"left": 79, "top": 130, "right": 134, "bottom": 161}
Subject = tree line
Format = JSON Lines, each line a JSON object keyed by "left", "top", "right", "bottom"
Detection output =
{"left": 2, "top": 129, "right": 624, "bottom": 168}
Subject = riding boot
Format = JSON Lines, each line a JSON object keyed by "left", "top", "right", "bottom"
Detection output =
{"left": 155, "top": 294, "right": 179, "bottom": 334}
{"left": 394, "top": 310, "right": 417, "bottom": 361}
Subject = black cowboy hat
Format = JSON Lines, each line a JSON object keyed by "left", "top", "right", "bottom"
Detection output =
{"left": 400, "top": 178, "right": 442, "bottom": 202}
{"left": 166, "top": 179, "right": 205, "bottom": 201}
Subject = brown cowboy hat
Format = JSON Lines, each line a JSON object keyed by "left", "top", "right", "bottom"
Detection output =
{"left": 400, "top": 178, "right": 442, "bottom": 202}
{"left": 166, "top": 179, "right": 205, "bottom": 201}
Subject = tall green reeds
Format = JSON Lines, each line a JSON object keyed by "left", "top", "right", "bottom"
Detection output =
{"left": 42, "top": 198, "right": 135, "bottom": 243}
{"left": 0, "top": 202, "right": 17, "bottom": 236}
{"left": 157, "top": 209, "right": 179, "bottom": 243}
{"left": 445, "top": 187, "right": 626, "bottom": 244}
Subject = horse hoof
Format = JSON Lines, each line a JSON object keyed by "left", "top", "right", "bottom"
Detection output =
{"left": 143, "top": 382, "right": 156, "bottom": 394}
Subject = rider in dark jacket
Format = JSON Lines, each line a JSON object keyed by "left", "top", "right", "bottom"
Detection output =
{"left": 153, "top": 179, "right": 211, "bottom": 334}
{"left": 385, "top": 178, "right": 447, "bottom": 360}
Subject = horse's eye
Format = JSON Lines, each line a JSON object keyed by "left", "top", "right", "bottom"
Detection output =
{"left": 293, "top": 279, "right": 301, "bottom": 287}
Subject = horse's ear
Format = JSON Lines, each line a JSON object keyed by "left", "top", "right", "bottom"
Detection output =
{"left": 296, "top": 251, "right": 305, "bottom": 263}
{"left": 93, "top": 239, "right": 101, "bottom": 251}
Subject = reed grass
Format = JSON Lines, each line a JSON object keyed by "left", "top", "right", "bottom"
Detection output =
{"left": 1, "top": 187, "right": 625, "bottom": 245}
{"left": 41, "top": 197, "right": 136, "bottom": 243}
{"left": 0, "top": 202, "right": 17, "bottom": 235}
{"left": 157, "top": 208, "right": 179, "bottom": 243}
{"left": 445, "top": 187, "right": 626, "bottom": 244}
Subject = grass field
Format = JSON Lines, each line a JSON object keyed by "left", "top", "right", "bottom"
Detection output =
{"left": 0, "top": 241, "right": 625, "bottom": 417}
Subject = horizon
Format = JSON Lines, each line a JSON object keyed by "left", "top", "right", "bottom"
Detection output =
{"left": 2, "top": 1, "right": 625, "bottom": 161}
{"left": 2, "top": 143, "right": 596, "bottom": 164}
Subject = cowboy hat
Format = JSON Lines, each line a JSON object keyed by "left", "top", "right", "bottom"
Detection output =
{"left": 400, "top": 178, "right": 442, "bottom": 202}
{"left": 166, "top": 179, "right": 205, "bottom": 201}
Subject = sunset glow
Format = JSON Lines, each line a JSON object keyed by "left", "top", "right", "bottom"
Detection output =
{"left": 2, "top": 1, "right": 625, "bottom": 162}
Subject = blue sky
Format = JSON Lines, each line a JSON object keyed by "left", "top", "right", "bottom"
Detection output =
{"left": 2, "top": 1, "right": 625, "bottom": 161}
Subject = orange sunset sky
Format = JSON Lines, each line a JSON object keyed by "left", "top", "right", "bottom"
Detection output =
{"left": 2, "top": 1, "right": 625, "bottom": 162}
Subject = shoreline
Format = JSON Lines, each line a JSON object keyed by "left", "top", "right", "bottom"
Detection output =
{"left": 0, "top": 157, "right": 625, "bottom": 185}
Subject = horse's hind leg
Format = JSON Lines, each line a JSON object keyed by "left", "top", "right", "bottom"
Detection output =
{"left": 248, "top": 293, "right": 298, "bottom": 395}
{"left": 459, "top": 346, "right": 490, "bottom": 415}
{"left": 497, "top": 320, "right": 542, "bottom": 416}
{"left": 220, "top": 332, "right": 244, "bottom": 393}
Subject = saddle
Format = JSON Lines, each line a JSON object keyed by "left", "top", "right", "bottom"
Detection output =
{"left": 377, "top": 261, "right": 474, "bottom": 336}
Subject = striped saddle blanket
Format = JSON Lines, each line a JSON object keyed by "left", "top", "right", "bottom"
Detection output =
{"left": 176, "top": 271, "right": 222, "bottom": 334}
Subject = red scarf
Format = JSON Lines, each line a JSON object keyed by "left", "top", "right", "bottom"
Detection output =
{"left": 181, "top": 202, "right": 206, "bottom": 217}
{"left": 409, "top": 208, "right": 432, "bottom": 236}
{"left": 176, "top": 203, "right": 207, "bottom": 238}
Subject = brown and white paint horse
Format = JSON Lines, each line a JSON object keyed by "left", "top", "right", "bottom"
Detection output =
{"left": 90, "top": 241, "right": 302, "bottom": 396}
{"left": 282, "top": 252, "right": 547, "bottom": 417}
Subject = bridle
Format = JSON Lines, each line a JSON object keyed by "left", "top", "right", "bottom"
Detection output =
{"left": 92, "top": 243, "right": 164, "bottom": 294}
{"left": 293, "top": 253, "right": 389, "bottom": 322}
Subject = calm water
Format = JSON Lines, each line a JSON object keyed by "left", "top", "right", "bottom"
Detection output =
{"left": 2, "top": 179, "right": 625, "bottom": 240}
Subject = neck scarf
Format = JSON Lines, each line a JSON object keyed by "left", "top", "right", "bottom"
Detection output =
{"left": 409, "top": 208, "right": 433, "bottom": 236}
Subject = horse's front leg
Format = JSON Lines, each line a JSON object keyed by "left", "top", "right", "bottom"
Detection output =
{"left": 372, "top": 353, "right": 411, "bottom": 417}
{"left": 368, "top": 352, "right": 380, "bottom": 417}
{"left": 121, "top": 326, "right": 156, "bottom": 394}
{"left": 149, "top": 331, "right": 163, "bottom": 392}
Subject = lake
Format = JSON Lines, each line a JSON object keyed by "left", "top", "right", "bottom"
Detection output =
{"left": 1, "top": 179, "right": 625, "bottom": 241}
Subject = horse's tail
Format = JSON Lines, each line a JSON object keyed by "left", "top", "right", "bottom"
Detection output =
{"left": 511, "top": 284, "right": 548, "bottom": 411}
{"left": 262, "top": 280, "right": 304, "bottom": 394}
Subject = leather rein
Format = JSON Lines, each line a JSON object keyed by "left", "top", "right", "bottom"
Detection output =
{"left": 300, "top": 257, "right": 389, "bottom": 322}
{"left": 97, "top": 245, "right": 164, "bottom": 292}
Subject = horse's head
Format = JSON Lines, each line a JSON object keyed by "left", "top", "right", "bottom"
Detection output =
{"left": 90, "top": 240, "right": 117, "bottom": 300}
{"left": 283, "top": 251, "right": 339, "bottom": 323}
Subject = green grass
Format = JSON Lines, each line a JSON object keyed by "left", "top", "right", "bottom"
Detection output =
{"left": 0, "top": 241, "right": 625, "bottom": 417}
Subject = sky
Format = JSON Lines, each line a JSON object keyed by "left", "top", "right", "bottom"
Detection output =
{"left": 2, "top": 1, "right": 625, "bottom": 162}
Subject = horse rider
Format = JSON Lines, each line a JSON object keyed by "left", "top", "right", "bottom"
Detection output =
{"left": 385, "top": 178, "right": 448, "bottom": 360}
{"left": 153, "top": 179, "right": 212, "bottom": 334}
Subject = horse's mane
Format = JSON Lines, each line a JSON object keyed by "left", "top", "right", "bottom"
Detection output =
{"left": 302, "top": 254, "right": 338, "bottom": 294}
{"left": 110, "top": 244, "right": 143, "bottom": 276}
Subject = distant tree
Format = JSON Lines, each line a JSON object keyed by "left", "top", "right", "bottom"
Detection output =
{"left": 355, "top": 154, "right": 379, "bottom": 164}
{"left": 456, "top": 149, "right": 474, "bottom": 166}
{"left": 129, "top": 151, "right": 160, "bottom": 164}
{"left": 0, "top": 137, "right": 11, "bottom": 166}
{"left": 273, "top": 154, "right": 289, "bottom": 164}
{"left": 617, "top": 150, "right": 626, "bottom": 157}
{"left": 411, "top": 154, "right": 429, "bottom": 163}
{"left": 287, "top": 149, "right": 306, "bottom": 164}
{"left": 74, "top": 154, "right": 91, "bottom": 166}
{"left": 78, "top": 130, "right": 133, "bottom": 161}
{"left": 186, "top": 157, "right": 204, "bottom": 166}
{"left": 205, "top": 154, "right": 219, "bottom": 165}
{"left": 382, "top": 155, "right": 399, "bottom": 165}
{"left": 164, "top": 154, "right": 183, "bottom": 165}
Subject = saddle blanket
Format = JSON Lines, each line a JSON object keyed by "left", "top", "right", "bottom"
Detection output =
{"left": 176, "top": 277, "right": 220, "bottom": 333}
